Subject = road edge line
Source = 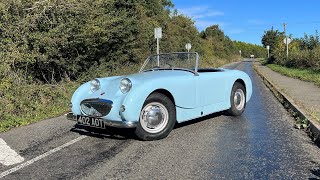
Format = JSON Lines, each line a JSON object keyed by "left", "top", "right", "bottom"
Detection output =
{"left": 0, "top": 135, "right": 87, "bottom": 178}
{"left": 253, "top": 62, "right": 320, "bottom": 142}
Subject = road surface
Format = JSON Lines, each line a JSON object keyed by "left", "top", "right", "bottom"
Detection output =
{"left": 0, "top": 60, "right": 319, "bottom": 179}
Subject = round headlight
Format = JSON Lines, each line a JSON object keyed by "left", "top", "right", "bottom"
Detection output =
{"left": 120, "top": 78, "right": 132, "bottom": 93}
{"left": 90, "top": 79, "right": 100, "bottom": 92}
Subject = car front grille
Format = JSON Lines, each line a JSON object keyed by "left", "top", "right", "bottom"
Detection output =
{"left": 80, "top": 99, "right": 113, "bottom": 117}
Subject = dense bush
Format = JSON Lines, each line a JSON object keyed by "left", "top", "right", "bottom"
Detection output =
{"left": 262, "top": 28, "right": 320, "bottom": 70}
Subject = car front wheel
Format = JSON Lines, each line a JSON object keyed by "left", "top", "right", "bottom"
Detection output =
{"left": 135, "top": 92, "right": 176, "bottom": 141}
{"left": 227, "top": 82, "right": 246, "bottom": 116}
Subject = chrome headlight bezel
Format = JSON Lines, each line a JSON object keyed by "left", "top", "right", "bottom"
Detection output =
{"left": 120, "top": 78, "right": 132, "bottom": 93}
{"left": 90, "top": 79, "right": 100, "bottom": 92}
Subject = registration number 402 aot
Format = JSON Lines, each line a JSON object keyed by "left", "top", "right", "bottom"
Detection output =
{"left": 77, "top": 115, "right": 106, "bottom": 129}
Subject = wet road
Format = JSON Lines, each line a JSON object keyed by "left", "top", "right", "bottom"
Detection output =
{"left": 0, "top": 60, "right": 320, "bottom": 179}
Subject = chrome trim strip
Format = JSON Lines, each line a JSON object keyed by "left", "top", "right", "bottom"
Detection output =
{"left": 172, "top": 68, "right": 199, "bottom": 76}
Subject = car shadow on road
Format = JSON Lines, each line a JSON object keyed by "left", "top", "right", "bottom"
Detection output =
{"left": 174, "top": 111, "right": 225, "bottom": 129}
{"left": 70, "top": 111, "right": 226, "bottom": 141}
{"left": 70, "top": 124, "right": 136, "bottom": 140}
{"left": 309, "top": 167, "right": 320, "bottom": 179}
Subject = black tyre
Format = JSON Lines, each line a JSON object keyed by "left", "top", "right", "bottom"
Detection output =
{"left": 227, "top": 82, "right": 246, "bottom": 116}
{"left": 135, "top": 92, "right": 176, "bottom": 141}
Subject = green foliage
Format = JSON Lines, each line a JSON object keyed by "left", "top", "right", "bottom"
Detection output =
{"left": 263, "top": 27, "right": 320, "bottom": 70}
{"left": 261, "top": 27, "right": 283, "bottom": 52}
{"left": 299, "top": 32, "right": 320, "bottom": 50}
{"left": 0, "top": 80, "right": 78, "bottom": 132}
{"left": 200, "top": 25, "right": 238, "bottom": 59}
{"left": 162, "top": 15, "right": 201, "bottom": 53}
{"left": 261, "top": 27, "right": 284, "bottom": 64}
{"left": 0, "top": 0, "right": 147, "bottom": 82}
{"left": 234, "top": 41, "right": 266, "bottom": 58}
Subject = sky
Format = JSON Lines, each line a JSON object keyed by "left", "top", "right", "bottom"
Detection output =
{"left": 171, "top": 0, "right": 320, "bottom": 45}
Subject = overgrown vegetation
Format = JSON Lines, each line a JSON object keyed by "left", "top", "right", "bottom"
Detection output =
{"left": 261, "top": 27, "right": 320, "bottom": 90}
{"left": 234, "top": 41, "right": 266, "bottom": 58}
{"left": 262, "top": 28, "right": 320, "bottom": 71}
{"left": 0, "top": 0, "right": 264, "bottom": 132}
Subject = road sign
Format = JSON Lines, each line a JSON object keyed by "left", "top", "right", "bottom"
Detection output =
{"left": 154, "top": 27, "right": 162, "bottom": 39}
{"left": 283, "top": 37, "right": 292, "bottom": 44}
{"left": 154, "top": 27, "right": 162, "bottom": 66}
{"left": 266, "top": 45, "right": 270, "bottom": 50}
{"left": 185, "top": 43, "right": 192, "bottom": 51}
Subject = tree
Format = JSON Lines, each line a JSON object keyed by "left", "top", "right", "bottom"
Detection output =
{"left": 200, "top": 25, "right": 237, "bottom": 59}
{"left": 234, "top": 41, "right": 266, "bottom": 58}
{"left": 261, "top": 27, "right": 282, "bottom": 53}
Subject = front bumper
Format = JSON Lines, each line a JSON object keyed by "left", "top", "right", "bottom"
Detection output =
{"left": 66, "top": 112, "right": 137, "bottom": 128}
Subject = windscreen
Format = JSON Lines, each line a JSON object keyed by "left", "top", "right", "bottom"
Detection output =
{"left": 140, "top": 52, "right": 198, "bottom": 72}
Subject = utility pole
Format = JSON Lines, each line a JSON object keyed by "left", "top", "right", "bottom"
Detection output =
{"left": 283, "top": 23, "right": 289, "bottom": 58}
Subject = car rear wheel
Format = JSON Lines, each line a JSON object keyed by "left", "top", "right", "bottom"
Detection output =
{"left": 227, "top": 82, "right": 246, "bottom": 116}
{"left": 135, "top": 92, "right": 176, "bottom": 141}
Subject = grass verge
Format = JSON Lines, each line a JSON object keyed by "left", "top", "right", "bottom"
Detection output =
{"left": 0, "top": 82, "right": 79, "bottom": 132}
{"left": 267, "top": 64, "right": 320, "bottom": 87}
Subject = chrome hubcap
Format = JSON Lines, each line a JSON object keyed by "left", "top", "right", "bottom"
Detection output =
{"left": 234, "top": 89, "right": 245, "bottom": 110}
{"left": 146, "top": 107, "right": 163, "bottom": 128}
{"left": 140, "top": 102, "right": 169, "bottom": 133}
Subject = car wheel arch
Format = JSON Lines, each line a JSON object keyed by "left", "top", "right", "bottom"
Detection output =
{"left": 149, "top": 89, "right": 176, "bottom": 106}
{"left": 147, "top": 89, "right": 177, "bottom": 123}
{"left": 235, "top": 79, "right": 246, "bottom": 93}
{"left": 227, "top": 79, "right": 247, "bottom": 106}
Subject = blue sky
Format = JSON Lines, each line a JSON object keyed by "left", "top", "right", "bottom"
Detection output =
{"left": 171, "top": 0, "right": 320, "bottom": 45}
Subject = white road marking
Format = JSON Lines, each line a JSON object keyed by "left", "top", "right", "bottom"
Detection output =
{"left": 0, "top": 135, "right": 87, "bottom": 178}
{"left": 0, "top": 138, "right": 24, "bottom": 166}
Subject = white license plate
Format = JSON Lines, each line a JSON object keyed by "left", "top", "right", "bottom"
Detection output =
{"left": 76, "top": 115, "right": 106, "bottom": 129}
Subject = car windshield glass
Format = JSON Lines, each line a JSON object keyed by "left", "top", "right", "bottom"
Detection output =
{"left": 139, "top": 52, "right": 198, "bottom": 73}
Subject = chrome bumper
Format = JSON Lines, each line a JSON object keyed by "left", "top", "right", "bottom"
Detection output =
{"left": 66, "top": 112, "right": 137, "bottom": 128}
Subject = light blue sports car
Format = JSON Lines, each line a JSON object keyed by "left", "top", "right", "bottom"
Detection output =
{"left": 67, "top": 52, "right": 252, "bottom": 140}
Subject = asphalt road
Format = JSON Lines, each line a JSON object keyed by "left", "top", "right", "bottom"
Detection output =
{"left": 0, "top": 60, "right": 320, "bottom": 179}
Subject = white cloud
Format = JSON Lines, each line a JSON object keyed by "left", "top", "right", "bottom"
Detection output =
{"left": 178, "top": 6, "right": 224, "bottom": 20}
{"left": 178, "top": 6, "right": 225, "bottom": 31}
{"left": 196, "top": 20, "right": 228, "bottom": 30}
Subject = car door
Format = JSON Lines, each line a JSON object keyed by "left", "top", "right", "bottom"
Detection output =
{"left": 196, "top": 72, "right": 228, "bottom": 107}
{"left": 170, "top": 73, "right": 198, "bottom": 109}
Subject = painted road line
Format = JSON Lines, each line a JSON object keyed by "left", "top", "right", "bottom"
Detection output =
{"left": 0, "top": 135, "right": 87, "bottom": 178}
{"left": 0, "top": 138, "right": 24, "bottom": 166}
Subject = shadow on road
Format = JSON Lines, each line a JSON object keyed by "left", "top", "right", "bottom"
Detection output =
{"left": 70, "top": 111, "right": 225, "bottom": 141}
{"left": 71, "top": 125, "right": 136, "bottom": 140}
{"left": 175, "top": 111, "right": 224, "bottom": 129}
{"left": 309, "top": 167, "right": 320, "bottom": 179}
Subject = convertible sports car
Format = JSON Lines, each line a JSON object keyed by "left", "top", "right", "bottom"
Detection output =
{"left": 67, "top": 52, "right": 252, "bottom": 140}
